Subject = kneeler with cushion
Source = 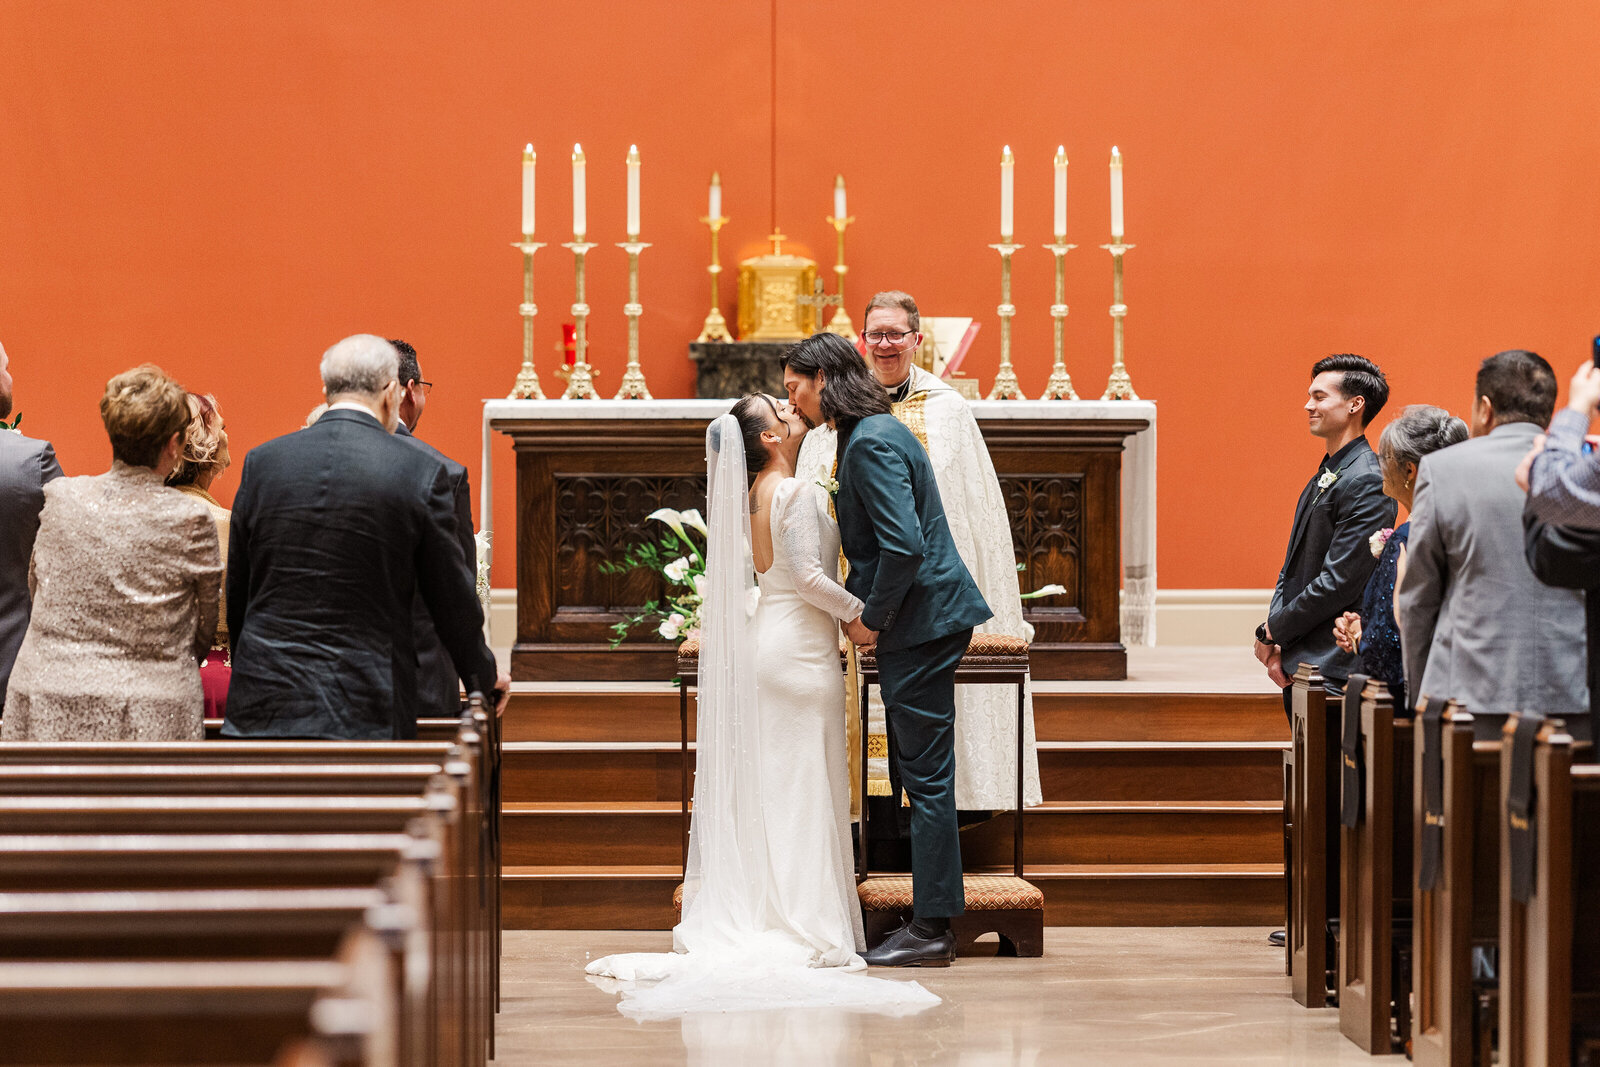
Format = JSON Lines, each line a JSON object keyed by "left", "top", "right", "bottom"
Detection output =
{"left": 673, "top": 634, "right": 1043, "bottom": 958}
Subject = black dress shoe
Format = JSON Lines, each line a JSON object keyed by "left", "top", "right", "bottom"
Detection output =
{"left": 1268, "top": 929, "right": 1286, "bottom": 947}
{"left": 862, "top": 924, "right": 955, "bottom": 967}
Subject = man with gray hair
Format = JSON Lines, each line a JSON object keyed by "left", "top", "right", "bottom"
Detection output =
{"left": 224, "top": 334, "right": 507, "bottom": 740}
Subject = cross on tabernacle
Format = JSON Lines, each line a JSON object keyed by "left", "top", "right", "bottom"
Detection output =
{"left": 795, "top": 278, "right": 841, "bottom": 321}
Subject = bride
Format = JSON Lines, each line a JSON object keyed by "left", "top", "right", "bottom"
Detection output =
{"left": 586, "top": 399, "right": 938, "bottom": 1020}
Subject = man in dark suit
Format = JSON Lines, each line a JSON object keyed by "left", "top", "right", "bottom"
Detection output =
{"left": 223, "top": 334, "right": 507, "bottom": 740}
{"left": 0, "top": 341, "right": 64, "bottom": 710}
{"left": 1523, "top": 512, "right": 1600, "bottom": 730}
{"left": 1258, "top": 354, "right": 1397, "bottom": 717}
{"left": 784, "top": 332, "right": 992, "bottom": 968}
{"left": 389, "top": 338, "right": 477, "bottom": 720}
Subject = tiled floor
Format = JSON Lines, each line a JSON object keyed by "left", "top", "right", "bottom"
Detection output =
{"left": 493, "top": 927, "right": 1404, "bottom": 1065}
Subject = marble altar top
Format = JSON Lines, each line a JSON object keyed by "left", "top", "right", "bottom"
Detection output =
{"left": 483, "top": 398, "right": 1155, "bottom": 422}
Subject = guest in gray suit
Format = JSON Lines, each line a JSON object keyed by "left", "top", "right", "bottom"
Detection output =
{"left": 0, "top": 341, "right": 64, "bottom": 709}
{"left": 1399, "top": 349, "right": 1590, "bottom": 739}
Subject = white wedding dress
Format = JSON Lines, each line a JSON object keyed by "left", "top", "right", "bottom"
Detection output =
{"left": 586, "top": 416, "right": 939, "bottom": 1022}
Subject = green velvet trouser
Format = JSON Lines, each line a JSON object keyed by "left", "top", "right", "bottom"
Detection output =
{"left": 878, "top": 626, "right": 972, "bottom": 918}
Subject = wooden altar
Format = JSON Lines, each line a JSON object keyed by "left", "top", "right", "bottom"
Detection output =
{"left": 483, "top": 399, "right": 1155, "bottom": 682}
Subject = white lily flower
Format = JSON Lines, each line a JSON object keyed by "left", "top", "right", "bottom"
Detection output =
{"left": 658, "top": 612, "right": 687, "bottom": 640}
{"left": 663, "top": 556, "right": 691, "bottom": 582}
{"left": 648, "top": 507, "right": 688, "bottom": 541}
{"left": 692, "top": 573, "right": 708, "bottom": 600}
{"left": 679, "top": 509, "right": 708, "bottom": 536}
{"left": 1020, "top": 583, "right": 1068, "bottom": 600}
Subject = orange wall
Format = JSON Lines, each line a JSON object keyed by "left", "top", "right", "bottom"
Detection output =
{"left": 3, "top": 2, "right": 1598, "bottom": 589}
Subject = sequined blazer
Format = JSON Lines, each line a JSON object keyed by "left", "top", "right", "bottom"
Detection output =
{"left": 0, "top": 462, "right": 222, "bottom": 741}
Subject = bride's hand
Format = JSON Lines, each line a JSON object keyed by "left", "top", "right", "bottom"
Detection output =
{"left": 844, "top": 616, "right": 878, "bottom": 651}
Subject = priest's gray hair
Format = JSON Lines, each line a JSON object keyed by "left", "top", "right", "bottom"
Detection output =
{"left": 1378, "top": 404, "right": 1468, "bottom": 473}
{"left": 321, "top": 334, "right": 400, "bottom": 399}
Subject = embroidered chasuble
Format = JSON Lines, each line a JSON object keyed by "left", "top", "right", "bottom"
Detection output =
{"left": 800, "top": 365, "right": 1043, "bottom": 812}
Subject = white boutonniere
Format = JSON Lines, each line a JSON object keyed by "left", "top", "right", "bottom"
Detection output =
{"left": 1317, "top": 470, "right": 1339, "bottom": 491}
{"left": 1368, "top": 527, "right": 1395, "bottom": 559}
{"left": 817, "top": 476, "right": 840, "bottom": 498}
{"left": 0, "top": 413, "right": 21, "bottom": 434}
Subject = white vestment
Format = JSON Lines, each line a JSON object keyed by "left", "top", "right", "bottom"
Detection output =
{"left": 799, "top": 365, "right": 1043, "bottom": 809}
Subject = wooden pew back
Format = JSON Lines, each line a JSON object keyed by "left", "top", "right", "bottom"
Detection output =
{"left": 1290, "top": 663, "right": 1340, "bottom": 1008}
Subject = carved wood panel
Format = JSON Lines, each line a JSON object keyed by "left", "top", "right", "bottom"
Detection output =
{"left": 554, "top": 474, "right": 707, "bottom": 614}
{"left": 1000, "top": 474, "right": 1085, "bottom": 607}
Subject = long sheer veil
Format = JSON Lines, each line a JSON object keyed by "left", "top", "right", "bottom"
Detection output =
{"left": 677, "top": 412, "right": 767, "bottom": 949}
{"left": 584, "top": 414, "right": 937, "bottom": 1021}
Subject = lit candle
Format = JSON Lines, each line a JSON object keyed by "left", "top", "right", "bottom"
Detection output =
{"left": 626, "top": 144, "right": 640, "bottom": 238}
{"left": 834, "top": 174, "right": 847, "bottom": 220}
{"left": 1053, "top": 146, "right": 1067, "bottom": 240}
{"left": 1110, "top": 145, "right": 1124, "bottom": 239}
{"left": 709, "top": 171, "right": 722, "bottom": 219}
{"left": 572, "top": 144, "right": 586, "bottom": 239}
{"left": 1000, "top": 145, "right": 1015, "bottom": 240}
{"left": 521, "top": 144, "right": 536, "bottom": 236}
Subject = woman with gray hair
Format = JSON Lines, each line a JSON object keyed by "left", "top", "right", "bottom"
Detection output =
{"left": 1333, "top": 404, "right": 1469, "bottom": 708}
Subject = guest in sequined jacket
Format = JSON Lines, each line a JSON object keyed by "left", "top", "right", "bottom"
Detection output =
{"left": 1, "top": 366, "right": 221, "bottom": 741}
{"left": 1334, "top": 405, "right": 1468, "bottom": 711}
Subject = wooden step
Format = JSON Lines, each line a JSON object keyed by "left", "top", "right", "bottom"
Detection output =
{"left": 500, "top": 862, "right": 1283, "bottom": 929}
{"left": 500, "top": 685, "right": 1286, "bottom": 744}
{"left": 502, "top": 740, "right": 1288, "bottom": 804}
{"left": 500, "top": 800, "right": 1283, "bottom": 867}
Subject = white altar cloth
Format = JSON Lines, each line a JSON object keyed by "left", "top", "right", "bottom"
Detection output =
{"left": 481, "top": 398, "right": 1157, "bottom": 645}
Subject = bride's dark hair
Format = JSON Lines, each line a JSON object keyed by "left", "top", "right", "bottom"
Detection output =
{"left": 729, "top": 394, "right": 780, "bottom": 479}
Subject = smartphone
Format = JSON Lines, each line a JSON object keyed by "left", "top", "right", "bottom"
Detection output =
{"left": 1593, "top": 334, "right": 1600, "bottom": 369}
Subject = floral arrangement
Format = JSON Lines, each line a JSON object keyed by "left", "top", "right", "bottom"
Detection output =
{"left": 600, "top": 507, "right": 710, "bottom": 647}
{"left": 1368, "top": 527, "right": 1395, "bottom": 559}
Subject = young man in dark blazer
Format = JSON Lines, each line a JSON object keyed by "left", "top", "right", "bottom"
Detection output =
{"left": 224, "top": 335, "right": 507, "bottom": 741}
{"left": 1257, "top": 354, "right": 1397, "bottom": 717}
{"left": 389, "top": 338, "right": 478, "bottom": 721}
{"left": 784, "top": 333, "right": 992, "bottom": 968}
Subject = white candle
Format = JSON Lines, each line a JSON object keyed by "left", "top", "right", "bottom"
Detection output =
{"left": 1000, "top": 145, "right": 1015, "bottom": 239}
{"left": 626, "top": 144, "right": 640, "bottom": 238}
{"left": 572, "top": 144, "right": 586, "bottom": 239}
{"left": 521, "top": 144, "right": 536, "bottom": 236}
{"left": 1053, "top": 146, "right": 1067, "bottom": 240}
{"left": 834, "top": 174, "right": 847, "bottom": 220}
{"left": 1110, "top": 145, "right": 1124, "bottom": 239}
{"left": 709, "top": 172, "right": 722, "bottom": 219}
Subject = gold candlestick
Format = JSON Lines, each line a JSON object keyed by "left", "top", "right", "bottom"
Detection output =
{"left": 508, "top": 237, "right": 548, "bottom": 399}
{"left": 1099, "top": 238, "right": 1139, "bottom": 400}
{"left": 695, "top": 215, "right": 733, "bottom": 343}
{"left": 986, "top": 241, "right": 1026, "bottom": 400}
{"left": 613, "top": 239, "right": 653, "bottom": 399}
{"left": 1040, "top": 240, "right": 1079, "bottom": 400}
{"left": 558, "top": 240, "right": 600, "bottom": 399}
{"left": 823, "top": 212, "right": 857, "bottom": 341}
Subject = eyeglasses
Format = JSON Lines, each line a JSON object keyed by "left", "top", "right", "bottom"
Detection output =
{"left": 863, "top": 330, "right": 916, "bottom": 345}
{"left": 414, "top": 380, "right": 434, "bottom": 396}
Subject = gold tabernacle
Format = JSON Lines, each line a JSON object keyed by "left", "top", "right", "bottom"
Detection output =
{"left": 736, "top": 232, "right": 818, "bottom": 342}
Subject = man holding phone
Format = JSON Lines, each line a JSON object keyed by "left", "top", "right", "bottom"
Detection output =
{"left": 1518, "top": 345, "right": 1600, "bottom": 527}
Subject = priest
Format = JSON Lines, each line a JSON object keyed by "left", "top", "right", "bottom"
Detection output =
{"left": 798, "top": 291, "right": 1042, "bottom": 826}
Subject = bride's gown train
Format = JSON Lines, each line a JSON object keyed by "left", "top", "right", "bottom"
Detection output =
{"left": 587, "top": 437, "right": 939, "bottom": 1021}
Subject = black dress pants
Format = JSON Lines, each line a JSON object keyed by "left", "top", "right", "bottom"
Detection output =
{"left": 876, "top": 626, "right": 972, "bottom": 918}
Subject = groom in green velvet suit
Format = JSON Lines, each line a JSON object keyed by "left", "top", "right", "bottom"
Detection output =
{"left": 782, "top": 332, "right": 992, "bottom": 967}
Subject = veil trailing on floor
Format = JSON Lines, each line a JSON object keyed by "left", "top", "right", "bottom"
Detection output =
{"left": 585, "top": 414, "right": 938, "bottom": 1021}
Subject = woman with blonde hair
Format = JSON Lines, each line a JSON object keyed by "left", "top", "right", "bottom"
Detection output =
{"left": 1, "top": 365, "right": 221, "bottom": 741}
{"left": 166, "top": 391, "right": 233, "bottom": 718}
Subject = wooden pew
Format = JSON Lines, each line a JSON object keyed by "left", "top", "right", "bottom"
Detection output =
{"left": 1338, "top": 679, "right": 1414, "bottom": 1052}
{"left": 0, "top": 887, "right": 428, "bottom": 1066}
{"left": 1412, "top": 708, "right": 1500, "bottom": 1067}
{"left": 0, "top": 765, "right": 482, "bottom": 1067}
{"left": 0, "top": 732, "right": 494, "bottom": 1061}
{"left": 1289, "top": 662, "right": 1341, "bottom": 1008}
{"left": 1498, "top": 717, "right": 1600, "bottom": 1065}
{"left": 0, "top": 926, "right": 399, "bottom": 1066}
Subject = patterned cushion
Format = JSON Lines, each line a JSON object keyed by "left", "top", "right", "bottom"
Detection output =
{"left": 857, "top": 875, "right": 1043, "bottom": 912}
{"left": 965, "top": 633, "right": 1029, "bottom": 657}
{"left": 673, "top": 882, "right": 684, "bottom": 910}
{"left": 677, "top": 637, "right": 700, "bottom": 662}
